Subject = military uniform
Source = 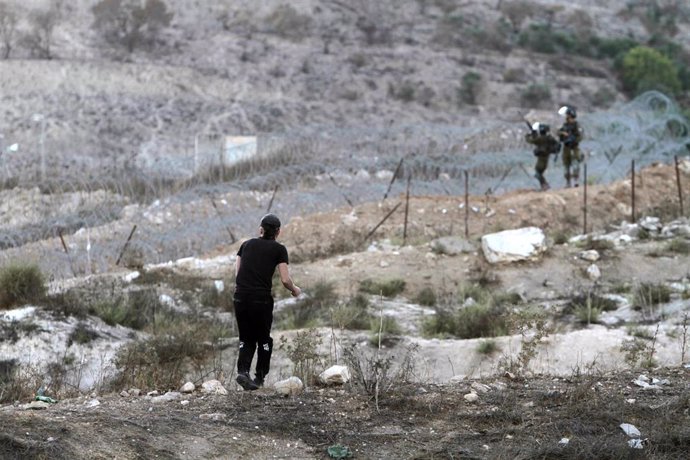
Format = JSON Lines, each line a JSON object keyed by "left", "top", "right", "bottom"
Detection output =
{"left": 525, "top": 128, "right": 560, "bottom": 191}
{"left": 558, "top": 115, "right": 583, "bottom": 187}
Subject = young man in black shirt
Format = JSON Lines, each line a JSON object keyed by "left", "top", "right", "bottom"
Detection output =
{"left": 234, "top": 214, "right": 301, "bottom": 391}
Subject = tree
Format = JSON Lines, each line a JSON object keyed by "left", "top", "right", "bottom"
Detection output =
{"left": 0, "top": 2, "right": 17, "bottom": 59}
{"left": 91, "top": 0, "right": 173, "bottom": 53}
{"left": 621, "top": 46, "right": 681, "bottom": 96}
{"left": 22, "top": 8, "right": 59, "bottom": 59}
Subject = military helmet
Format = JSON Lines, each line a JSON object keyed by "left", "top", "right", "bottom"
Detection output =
{"left": 532, "top": 122, "right": 549, "bottom": 135}
{"left": 558, "top": 105, "right": 577, "bottom": 118}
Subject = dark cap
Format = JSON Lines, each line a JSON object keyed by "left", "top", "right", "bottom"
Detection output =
{"left": 260, "top": 213, "right": 281, "bottom": 228}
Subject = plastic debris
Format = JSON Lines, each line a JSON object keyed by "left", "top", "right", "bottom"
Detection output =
{"left": 35, "top": 395, "right": 58, "bottom": 404}
{"left": 327, "top": 445, "right": 352, "bottom": 459}
{"left": 620, "top": 423, "right": 641, "bottom": 438}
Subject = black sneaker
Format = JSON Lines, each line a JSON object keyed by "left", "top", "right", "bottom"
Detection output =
{"left": 253, "top": 377, "right": 264, "bottom": 388}
{"left": 236, "top": 372, "right": 260, "bottom": 391}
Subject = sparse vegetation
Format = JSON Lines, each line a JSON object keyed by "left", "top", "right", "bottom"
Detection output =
{"left": 476, "top": 339, "right": 500, "bottom": 355}
{"left": 359, "top": 279, "right": 406, "bottom": 298}
{"left": 279, "top": 328, "right": 323, "bottom": 386}
{"left": 665, "top": 238, "right": 690, "bottom": 254}
{"left": 457, "top": 71, "right": 483, "bottom": 106}
{"left": 0, "top": 263, "right": 46, "bottom": 309}
{"left": 277, "top": 280, "right": 338, "bottom": 330}
{"left": 330, "top": 294, "right": 372, "bottom": 330}
{"left": 369, "top": 314, "right": 402, "bottom": 347}
{"left": 414, "top": 287, "right": 436, "bottom": 306}
{"left": 91, "top": 0, "right": 174, "bottom": 54}
{"left": 520, "top": 83, "right": 552, "bottom": 108}
{"left": 633, "top": 282, "right": 672, "bottom": 310}
{"left": 422, "top": 286, "right": 518, "bottom": 340}
{"left": 67, "top": 322, "right": 99, "bottom": 347}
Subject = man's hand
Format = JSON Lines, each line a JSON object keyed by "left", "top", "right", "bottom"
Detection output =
{"left": 291, "top": 286, "right": 301, "bottom": 297}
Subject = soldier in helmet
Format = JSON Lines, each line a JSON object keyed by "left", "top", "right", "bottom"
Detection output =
{"left": 525, "top": 122, "right": 561, "bottom": 191}
{"left": 557, "top": 106, "right": 583, "bottom": 187}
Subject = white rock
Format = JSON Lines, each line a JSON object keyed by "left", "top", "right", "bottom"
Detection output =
{"left": 180, "top": 382, "right": 195, "bottom": 393}
{"left": 471, "top": 382, "right": 491, "bottom": 394}
{"left": 120, "top": 391, "right": 129, "bottom": 398}
{"left": 620, "top": 423, "right": 641, "bottom": 438}
{"left": 85, "top": 399, "right": 100, "bottom": 408}
{"left": 180, "top": 400, "right": 190, "bottom": 406}
{"left": 129, "top": 388, "right": 141, "bottom": 397}
{"left": 151, "top": 391, "right": 181, "bottom": 403}
{"left": 628, "top": 439, "right": 645, "bottom": 449}
{"left": 578, "top": 250, "right": 600, "bottom": 262}
{"left": 481, "top": 227, "right": 547, "bottom": 264}
{"left": 214, "top": 280, "right": 225, "bottom": 293}
{"left": 199, "top": 413, "right": 226, "bottom": 421}
{"left": 122, "top": 271, "right": 140, "bottom": 282}
{"left": 637, "top": 374, "right": 649, "bottom": 383}
{"left": 375, "top": 170, "right": 394, "bottom": 180}
{"left": 274, "top": 377, "right": 304, "bottom": 397}
{"left": 464, "top": 392, "right": 479, "bottom": 403}
{"left": 147, "top": 390, "right": 159, "bottom": 397}
{"left": 586, "top": 264, "right": 601, "bottom": 281}
{"left": 639, "top": 216, "right": 661, "bottom": 232}
{"left": 319, "top": 365, "right": 351, "bottom": 385}
{"left": 201, "top": 380, "right": 228, "bottom": 395}
{"left": 559, "top": 438, "right": 570, "bottom": 446}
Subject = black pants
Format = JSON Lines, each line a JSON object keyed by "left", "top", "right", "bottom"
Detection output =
{"left": 233, "top": 293, "right": 274, "bottom": 381}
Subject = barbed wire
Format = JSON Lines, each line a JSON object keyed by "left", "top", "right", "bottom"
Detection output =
{"left": 0, "top": 91, "right": 688, "bottom": 279}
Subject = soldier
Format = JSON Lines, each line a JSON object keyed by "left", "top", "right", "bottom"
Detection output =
{"left": 525, "top": 122, "right": 561, "bottom": 191}
{"left": 557, "top": 106, "right": 583, "bottom": 187}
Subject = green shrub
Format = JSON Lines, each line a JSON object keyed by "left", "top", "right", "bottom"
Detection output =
{"left": 574, "top": 304, "right": 601, "bottom": 325}
{"left": 359, "top": 278, "right": 406, "bottom": 297}
{"left": 620, "top": 46, "right": 681, "bottom": 95}
{"left": 520, "top": 83, "right": 552, "bottom": 108}
{"left": 277, "top": 280, "right": 338, "bottom": 330}
{"left": 665, "top": 238, "right": 690, "bottom": 255}
{"left": 330, "top": 294, "right": 372, "bottom": 330}
{"left": 415, "top": 287, "right": 437, "bottom": 306}
{"left": 279, "top": 329, "right": 323, "bottom": 386}
{"left": 0, "top": 263, "right": 46, "bottom": 309}
{"left": 112, "top": 314, "right": 230, "bottom": 391}
{"left": 67, "top": 322, "right": 99, "bottom": 346}
{"left": 369, "top": 315, "right": 402, "bottom": 346}
{"left": 579, "top": 236, "right": 615, "bottom": 252}
{"left": 457, "top": 71, "right": 483, "bottom": 105}
{"left": 567, "top": 292, "right": 618, "bottom": 314}
{"left": 92, "top": 289, "right": 162, "bottom": 331}
{"left": 477, "top": 339, "right": 500, "bottom": 355}
{"left": 423, "top": 303, "right": 508, "bottom": 339}
{"left": 633, "top": 282, "right": 672, "bottom": 310}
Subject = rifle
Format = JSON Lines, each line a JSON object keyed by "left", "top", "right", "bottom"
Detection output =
{"left": 524, "top": 118, "right": 536, "bottom": 135}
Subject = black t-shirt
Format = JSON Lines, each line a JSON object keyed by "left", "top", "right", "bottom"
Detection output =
{"left": 235, "top": 237, "right": 289, "bottom": 295}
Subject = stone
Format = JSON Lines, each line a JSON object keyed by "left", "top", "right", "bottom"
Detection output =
{"left": 201, "top": 380, "right": 228, "bottom": 395}
{"left": 481, "top": 227, "right": 547, "bottom": 264}
{"left": 199, "top": 413, "right": 227, "bottom": 421}
{"left": 85, "top": 399, "right": 100, "bottom": 408}
{"left": 620, "top": 423, "right": 641, "bottom": 438}
{"left": 129, "top": 388, "right": 141, "bottom": 397}
{"left": 274, "top": 377, "right": 304, "bottom": 397}
{"left": 180, "top": 382, "right": 195, "bottom": 393}
{"left": 578, "top": 250, "right": 600, "bottom": 262}
{"left": 586, "top": 264, "right": 601, "bottom": 281}
{"left": 319, "top": 365, "right": 351, "bottom": 385}
{"left": 471, "top": 382, "right": 491, "bottom": 394}
{"left": 639, "top": 216, "right": 661, "bottom": 232}
{"left": 120, "top": 391, "right": 129, "bottom": 398}
{"left": 23, "top": 401, "right": 51, "bottom": 410}
{"left": 180, "top": 400, "right": 190, "bottom": 406}
{"left": 151, "top": 391, "right": 181, "bottom": 403}
{"left": 463, "top": 392, "right": 479, "bottom": 403}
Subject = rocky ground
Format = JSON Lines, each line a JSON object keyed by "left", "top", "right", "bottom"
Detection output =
{"left": 1, "top": 160, "right": 690, "bottom": 458}
{"left": 1, "top": 368, "right": 689, "bottom": 459}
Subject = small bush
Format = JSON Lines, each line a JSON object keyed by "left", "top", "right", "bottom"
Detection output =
{"left": 67, "top": 322, "right": 99, "bottom": 346}
{"left": 633, "top": 282, "right": 672, "bottom": 309}
{"left": 330, "top": 294, "right": 371, "bottom": 330}
{"left": 574, "top": 304, "right": 601, "bottom": 325}
{"left": 520, "top": 83, "right": 552, "bottom": 108}
{"left": 579, "top": 236, "right": 615, "bottom": 252}
{"left": 277, "top": 280, "right": 338, "bottom": 330}
{"left": 477, "top": 339, "right": 500, "bottom": 355}
{"left": 566, "top": 293, "right": 618, "bottom": 314}
{"left": 503, "top": 67, "right": 527, "bottom": 83}
{"left": 414, "top": 287, "right": 437, "bottom": 306}
{"left": 112, "top": 315, "right": 229, "bottom": 391}
{"left": 0, "top": 263, "right": 45, "bottom": 309}
{"left": 263, "top": 4, "right": 312, "bottom": 41}
{"left": 423, "top": 303, "right": 508, "bottom": 339}
{"left": 359, "top": 278, "right": 406, "bottom": 297}
{"left": 389, "top": 81, "right": 416, "bottom": 102}
{"left": 620, "top": 46, "right": 681, "bottom": 96}
{"left": 369, "top": 315, "right": 402, "bottom": 347}
{"left": 457, "top": 71, "right": 483, "bottom": 105}
{"left": 279, "top": 329, "right": 323, "bottom": 386}
{"left": 665, "top": 238, "right": 690, "bottom": 255}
